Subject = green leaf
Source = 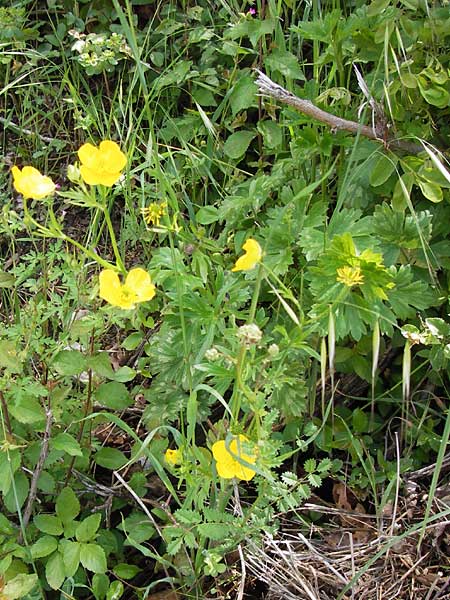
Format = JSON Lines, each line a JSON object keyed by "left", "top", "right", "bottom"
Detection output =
{"left": 94, "top": 447, "right": 128, "bottom": 470}
{"left": 60, "top": 539, "right": 81, "bottom": 577}
{"left": 223, "top": 130, "right": 256, "bottom": 159}
{"left": 112, "top": 563, "right": 142, "bottom": 579}
{"left": 106, "top": 580, "right": 124, "bottom": 600}
{"left": 95, "top": 381, "right": 133, "bottom": 410}
{"left": 46, "top": 550, "right": 66, "bottom": 590}
{"left": 52, "top": 432, "right": 83, "bottom": 457}
{"left": 417, "top": 178, "right": 443, "bottom": 203}
{"left": 118, "top": 512, "right": 156, "bottom": 544}
{"left": 111, "top": 366, "right": 136, "bottom": 383}
{"left": 258, "top": 120, "right": 282, "bottom": 149}
{"left": 0, "top": 271, "right": 16, "bottom": 288}
{"left": 196, "top": 206, "right": 220, "bottom": 225}
{"left": 369, "top": 153, "right": 397, "bottom": 187}
{"left": 264, "top": 49, "right": 305, "bottom": 79}
{"left": 87, "top": 353, "right": 115, "bottom": 379}
{"left": 31, "top": 535, "right": 58, "bottom": 559}
{"left": 121, "top": 332, "right": 143, "bottom": 351}
{"left": 3, "top": 574, "right": 38, "bottom": 600}
{"left": 307, "top": 473, "right": 322, "bottom": 488}
{"left": 9, "top": 395, "right": 45, "bottom": 424}
{"left": 352, "top": 408, "right": 369, "bottom": 433}
{"left": 34, "top": 514, "right": 63, "bottom": 536}
{"left": 76, "top": 513, "right": 101, "bottom": 543}
{"left": 229, "top": 74, "right": 257, "bottom": 115}
{"left": 92, "top": 573, "right": 110, "bottom": 600}
{"left": 80, "top": 543, "right": 107, "bottom": 573}
{"left": 56, "top": 487, "right": 80, "bottom": 524}
{"left": 0, "top": 513, "right": 14, "bottom": 535}
{"left": 0, "top": 340, "right": 22, "bottom": 372}
{"left": 304, "top": 458, "right": 317, "bottom": 473}
{"left": 197, "top": 522, "right": 232, "bottom": 540}
{"left": 52, "top": 350, "right": 87, "bottom": 376}
{"left": 4, "top": 471, "right": 29, "bottom": 513}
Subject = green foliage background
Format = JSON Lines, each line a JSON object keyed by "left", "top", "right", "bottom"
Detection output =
{"left": 0, "top": 0, "right": 449, "bottom": 598}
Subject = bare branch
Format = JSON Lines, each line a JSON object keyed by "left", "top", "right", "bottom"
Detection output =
{"left": 254, "top": 70, "right": 423, "bottom": 155}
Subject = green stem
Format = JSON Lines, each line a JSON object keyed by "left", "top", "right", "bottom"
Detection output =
{"left": 99, "top": 187, "right": 125, "bottom": 273}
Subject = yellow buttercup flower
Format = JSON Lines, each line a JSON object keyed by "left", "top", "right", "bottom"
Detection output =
{"left": 336, "top": 265, "right": 364, "bottom": 287}
{"left": 165, "top": 448, "right": 182, "bottom": 466}
{"left": 212, "top": 434, "right": 257, "bottom": 481}
{"left": 78, "top": 140, "right": 127, "bottom": 186}
{"left": 232, "top": 238, "right": 262, "bottom": 272}
{"left": 11, "top": 166, "right": 56, "bottom": 200}
{"left": 99, "top": 267, "right": 155, "bottom": 309}
{"left": 141, "top": 202, "right": 167, "bottom": 227}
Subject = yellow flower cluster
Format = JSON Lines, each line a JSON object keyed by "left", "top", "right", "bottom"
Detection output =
{"left": 11, "top": 140, "right": 127, "bottom": 200}
{"left": 141, "top": 202, "right": 167, "bottom": 227}
{"left": 336, "top": 265, "right": 365, "bottom": 287}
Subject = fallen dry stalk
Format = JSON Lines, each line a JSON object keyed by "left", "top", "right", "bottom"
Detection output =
{"left": 254, "top": 70, "right": 423, "bottom": 155}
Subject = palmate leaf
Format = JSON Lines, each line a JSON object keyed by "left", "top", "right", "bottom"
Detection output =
{"left": 386, "top": 266, "right": 436, "bottom": 319}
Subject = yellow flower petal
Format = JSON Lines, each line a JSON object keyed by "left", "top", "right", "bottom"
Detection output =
{"left": 11, "top": 165, "right": 55, "bottom": 200}
{"left": 77, "top": 143, "right": 99, "bottom": 169}
{"left": 99, "top": 140, "right": 127, "bottom": 172}
{"left": 99, "top": 269, "right": 125, "bottom": 307}
{"left": 165, "top": 448, "right": 182, "bottom": 465}
{"left": 99, "top": 268, "right": 155, "bottom": 309}
{"left": 125, "top": 268, "right": 156, "bottom": 303}
{"left": 212, "top": 435, "right": 256, "bottom": 481}
{"left": 78, "top": 140, "right": 127, "bottom": 187}
{"left": 232, "top": 238, "right": 262, "bottom": 272}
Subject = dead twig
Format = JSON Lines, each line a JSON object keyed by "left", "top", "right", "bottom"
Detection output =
{"left": 21, "top": 406, "right": 53, "bottom": 537}
{"left": 254, "top": 70, "right": 423, "bottom": 155}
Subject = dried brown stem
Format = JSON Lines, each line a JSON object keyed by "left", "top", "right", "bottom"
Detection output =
{"left": 254, "top": 70, "right": 423, "bottom": 155}
{"left": 21, "top": 406, "right": 53, "bottom": 535}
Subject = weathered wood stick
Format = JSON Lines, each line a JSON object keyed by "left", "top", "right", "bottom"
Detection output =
{"left": 254, "top": 70, "right": 423, "bottom": 155}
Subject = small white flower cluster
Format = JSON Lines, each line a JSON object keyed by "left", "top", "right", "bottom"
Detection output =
{"left": 237, "top": 323, "right": 263, "bottom": 347}
{"left": 68, "top": 30, "right": 132, "bottom": 75}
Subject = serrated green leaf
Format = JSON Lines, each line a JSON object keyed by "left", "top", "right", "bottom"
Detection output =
{"left": 34, "top": 514, "right": 63, "bottom": 536}
{"left": 30, "top": 535, "right": 58, "bottom": 559}
{"left": 60, "top": 539, "right": 81, "bottom": 577}
{"left": 46, "top": 550, "right": 66, "bottom": 590}
{"left": 121, "top": 332, "right": 143, "bottom": 351}
{"left": 52, "top": 350, "right": 87, "bottom": 376}
{"left": 197, "top": 522, "right": 232, "bottom": 540}
{"left": 0, "top": 340, "right": 22, "bottom": 372}
{"left": 76, "top": 513, "right": 101, "bottom": 543}
{"left": 87, "top": 353, "right": 115, "bottom": 379}
{"left": 9, "top": 395, "right": 45, "bottom": 424}
{"left": 0, "top": 271, "right": 16, "bottom": 288}
{"left": 56, "top": 487, "right": 80, "bottom": 524}
{"left": 307, "top": 473, "right": 322, "bottom": 488}
{"left": 80, "top": 543, "right": 107, "bottom": 573}
{"left": 229, "top": 74, "right": 257, "bottom": 115}
{"left": 3, "top": 574, "right": 38, "bottom": 600}
{"left": 92, "top": 573, "right": 110, "bottom": 600}
{"left": 304, "top": 458, "right": 317, "bottom": 473}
